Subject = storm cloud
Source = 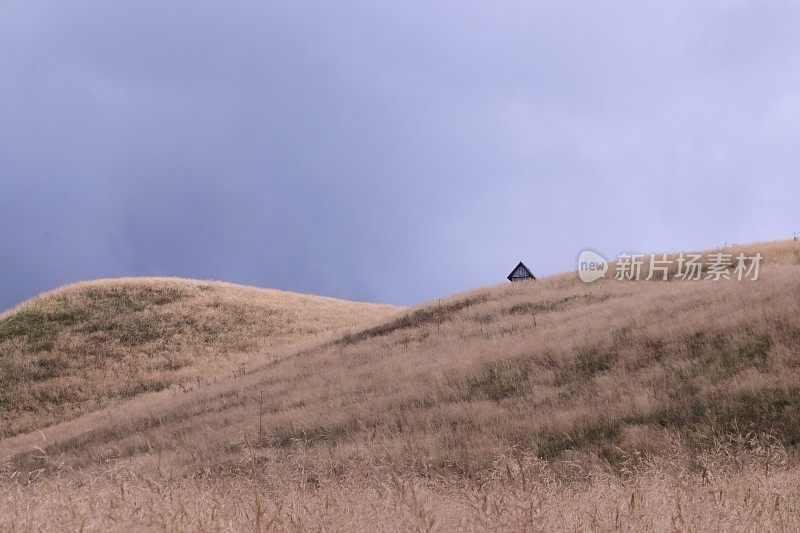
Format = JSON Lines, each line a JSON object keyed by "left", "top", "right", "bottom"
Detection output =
{"left": 2, "top": 1, "right": 799, "bottom": 310}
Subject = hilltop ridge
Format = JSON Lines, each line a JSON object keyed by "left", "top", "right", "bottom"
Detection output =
{"left": 0, "top": 277, "right": 399, "bottom": 438}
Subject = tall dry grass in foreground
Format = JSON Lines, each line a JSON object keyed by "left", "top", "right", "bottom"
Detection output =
{"left": 2, "top": 436, "right": 799, "bottom": 531}
{"left": 2, "top": 240, "right": 800, "bottom": 531}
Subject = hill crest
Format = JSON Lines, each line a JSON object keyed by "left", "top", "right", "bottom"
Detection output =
{"left": 0, "top": 277, "right": 400, "bottom": 438}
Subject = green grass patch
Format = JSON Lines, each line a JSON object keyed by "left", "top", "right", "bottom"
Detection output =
{"left": 0, "top": 298, "right": 87, "bottom": 351}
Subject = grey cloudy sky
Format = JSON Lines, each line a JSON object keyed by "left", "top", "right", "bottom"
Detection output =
{"left": 2, "top": 1, "right": 799, "bottom": 310}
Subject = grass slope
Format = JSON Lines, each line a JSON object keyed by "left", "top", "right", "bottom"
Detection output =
{"left": 5, "top": 240, "right": 800, "bottom": 474}
{"left": 0, "top": 278, "right": 399, "bottom": 438}
{"left": 2, "top": 240, "right": 800, "bottom": 530}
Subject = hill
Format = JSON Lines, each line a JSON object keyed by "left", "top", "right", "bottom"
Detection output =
{"left": 2, "top": 240, "right": 800, "bottom": 530}
{"left": 0, "top": 278, "right": 399, "bottom": 438}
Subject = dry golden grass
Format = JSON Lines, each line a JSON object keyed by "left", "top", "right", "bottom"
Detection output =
{"left": 0, "top": 278, "right": 399, "bottom": 438}
{"left": 2, "top": 240, "right": 800, "bottom": 531}
{"left": 2, "top": 435, "right": 800, "bottom": 531}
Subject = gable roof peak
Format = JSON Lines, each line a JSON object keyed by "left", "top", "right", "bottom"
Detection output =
{"left": 507, "top": 261, "right": 536, "bottom": 281}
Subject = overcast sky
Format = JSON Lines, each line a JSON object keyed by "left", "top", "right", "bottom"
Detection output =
{"left": 1, "top": 1, "right": 799, "bottom": 310}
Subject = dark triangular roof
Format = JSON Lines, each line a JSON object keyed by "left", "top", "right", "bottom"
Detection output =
{"left": 507, "top": 261, "right": 535, "bottom": 281}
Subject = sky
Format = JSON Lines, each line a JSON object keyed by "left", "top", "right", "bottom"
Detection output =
{"left": 1, "top": 1, "right": 799, "bottom": 310}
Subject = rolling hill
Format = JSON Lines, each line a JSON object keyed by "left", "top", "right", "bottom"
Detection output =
{"left": 2, "top": 240, "right": 800, "bottom": 530}
{"left": 0, "top": 278, "right": 399, "bottom": 438}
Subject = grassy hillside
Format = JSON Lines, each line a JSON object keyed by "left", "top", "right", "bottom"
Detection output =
{"left": 2, "top": 240, "right": 800, "bottom": 530}
{"left": 4, "top": 240, "right": 800, "bottom": 471}
{"left": 0, "top": 278, "right": 399, "bottom": 438}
